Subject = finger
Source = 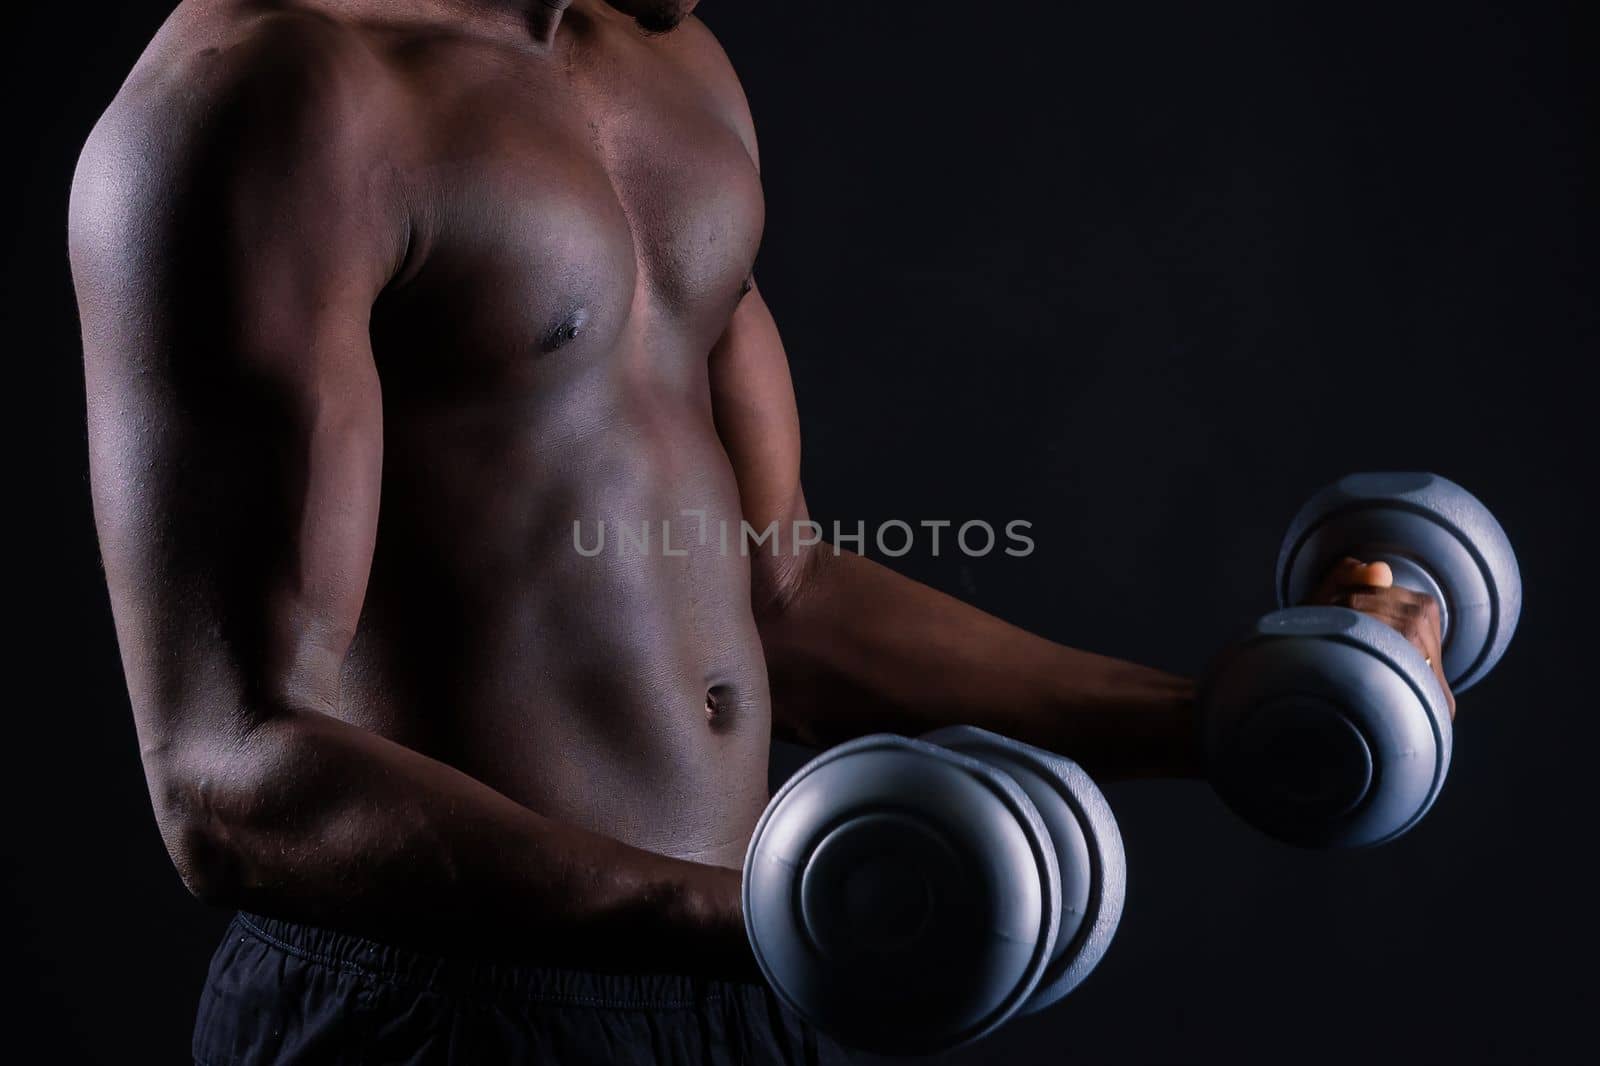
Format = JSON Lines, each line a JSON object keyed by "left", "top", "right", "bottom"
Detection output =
{"left": 1345, "top": 590, "right": 1426, "bottom": 617}
{"left": 1374, "top": 598, "right": 1454, "bottom": 718}
{"left": 1416, "top": 605, "right": 1455, "bottom": 718}
{"left": 1311, "top": 557, "right": 1371, "bottom": 602}
{"left": 1423, "top": 631, "right": 1455, "bottom": 719}
{"left": 1421, "top": 594, "right": 1445, "bottom": 637}
{"left": 1348, "top": 594, "right": 1431, "bottom": 649}
{"left": 1356, "top": 561, "right": 1393, "bottom": 588}
{"left": 1390, "top": 585, "right": 1438, "bottom": 608}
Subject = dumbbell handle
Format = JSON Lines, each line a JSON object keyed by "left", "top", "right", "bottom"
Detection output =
{"left": 1298, "top": 552, "right": 1453, "bottom": 655}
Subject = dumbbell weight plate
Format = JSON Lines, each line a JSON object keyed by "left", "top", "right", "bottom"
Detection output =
{"left": 743, "top": 734, "right": 1061, "bottom": 1056}
{"left": 922, "top": 726, "right": 1126, "bottom": 1012}
{"left": 1277, "top": 472, "right": 1522, "bottom": 692}
{"left": 1202, "top": 606, "right": 1453, "bottom": 848}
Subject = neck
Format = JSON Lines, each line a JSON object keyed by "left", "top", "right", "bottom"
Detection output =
{"left": 528, "top": 0, "right": 574, "bottom": 45}
{"left": 440, "top": 0, "right": 574, "bottom": 46}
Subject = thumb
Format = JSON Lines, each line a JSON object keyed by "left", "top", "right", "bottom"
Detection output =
{"left": 1355, "top": 560, "right": 1394, "bottom": 588}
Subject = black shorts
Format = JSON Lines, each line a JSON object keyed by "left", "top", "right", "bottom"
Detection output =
{"left": 192, "top": 913, "right": 851, "bottom": 1065}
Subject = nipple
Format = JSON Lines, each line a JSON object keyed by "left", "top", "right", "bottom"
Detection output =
{"left": 540, "top": 307, "right": 590, "bottom": 353}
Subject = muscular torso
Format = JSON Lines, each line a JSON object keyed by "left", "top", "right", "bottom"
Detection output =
{"left": 164, "top": 1, "right": 773, "bottom": 866}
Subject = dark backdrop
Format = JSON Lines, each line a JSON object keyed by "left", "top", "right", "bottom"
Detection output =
{"left": 10, "top": 1, "right": 1593, "bottom": 1062}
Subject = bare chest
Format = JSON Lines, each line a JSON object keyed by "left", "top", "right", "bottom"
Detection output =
{"left": 375, "top": 35, "right": 763, "bottom": 393}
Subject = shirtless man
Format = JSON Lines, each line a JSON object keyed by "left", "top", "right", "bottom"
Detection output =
{"left": 69, "top": 1, "right": 1451, "bottom": 1062}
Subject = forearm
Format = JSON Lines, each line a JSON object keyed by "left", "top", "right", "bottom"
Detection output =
{"left": 759, "top": 548, "right": 1200, "bottom": 779}
{"left": 157, "top": 706, "right": 748, "bottom": 973}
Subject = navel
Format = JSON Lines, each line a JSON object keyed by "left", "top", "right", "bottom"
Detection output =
{"left": 705, "top": 685, "right": 736, "bottom": 732}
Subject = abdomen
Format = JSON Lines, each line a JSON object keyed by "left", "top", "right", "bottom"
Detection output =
{"left": 343, "top": 343, "right": 771, "bottom": 869}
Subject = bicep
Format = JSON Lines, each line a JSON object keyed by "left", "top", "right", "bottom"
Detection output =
{"left": 83, "top": 299, "right": 383, "bottom": 739}
{"left": 72, "top": 65, "right": 392, "bottom": 757}
{"left": 708, "top": 283, "right": 810, "bottom": 607}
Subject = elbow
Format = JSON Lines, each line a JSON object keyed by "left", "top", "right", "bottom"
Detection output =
{"left": 147, "top": 758, "right": 253, "bottom": 908}
{"left": 752, "top": 546, "right": 839, "bottom": 748}
{"left": 752, "top": 536, "right": 829, "bottom": 626}
{"left": 168, "top": 817, "right": 245, "bottom": 907}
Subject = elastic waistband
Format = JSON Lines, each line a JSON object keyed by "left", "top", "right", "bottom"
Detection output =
{"left": 233, "top": 912, "right": 748, "bottom": 1010}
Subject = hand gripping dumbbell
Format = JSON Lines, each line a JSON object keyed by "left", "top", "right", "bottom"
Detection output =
{"left": 743, "top": 726, "right": 1125, "bottom": 1056}
{"left": 1201, "top": 472, "right": 1522, "bottom": 848}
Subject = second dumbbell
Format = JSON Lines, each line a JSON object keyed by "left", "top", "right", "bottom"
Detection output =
{"left": 743, "top": 726, "right": 1125, "bottom": 1056}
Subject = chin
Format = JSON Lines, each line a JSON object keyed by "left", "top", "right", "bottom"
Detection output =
{"left": 608, "top": 0, "right": 700, "bottom": 33}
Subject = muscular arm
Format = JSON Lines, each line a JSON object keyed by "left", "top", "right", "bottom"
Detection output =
{"left": 710, "top": 287, "right": 1199, "bottom": 780}
{"left": 71, "top": 23, "right": 744, "bottom": 969}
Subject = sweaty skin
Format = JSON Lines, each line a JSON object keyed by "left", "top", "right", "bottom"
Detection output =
{"left": 70, "top": 0, "right": 1447, "bottom": 975}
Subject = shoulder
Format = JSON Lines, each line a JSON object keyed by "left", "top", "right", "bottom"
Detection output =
{"left": 668, "top": 15, "right": 759, "bottom": 167}
{"left": 93, "top": 1, "right": 389, "bottom": 156}
{"left": 70, "top": 1, "right": 402, "bottom": 272}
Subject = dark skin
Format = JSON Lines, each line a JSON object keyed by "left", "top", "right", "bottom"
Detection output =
{"left": 70, "top": 0, "right": 1449, "bottom": 978}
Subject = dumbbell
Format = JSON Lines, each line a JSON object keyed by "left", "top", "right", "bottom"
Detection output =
{"left": 1201, "top": 472, "right": 1521, "bottom": 848}
{"left": 743, "top": 726, "right": 1125, "bottom": 1056}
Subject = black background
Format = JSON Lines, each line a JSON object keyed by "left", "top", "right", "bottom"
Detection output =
{"left": 9, "top": 1, "right": 1593, "bottom": 1062}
